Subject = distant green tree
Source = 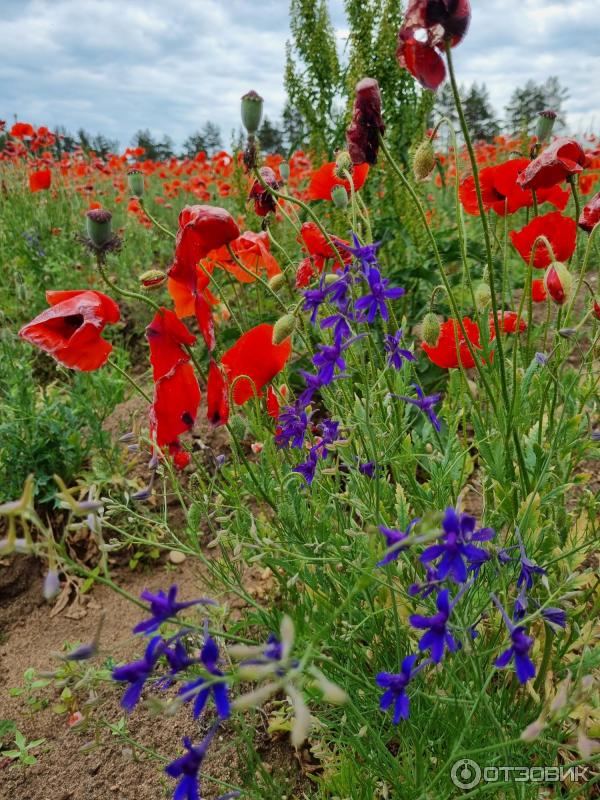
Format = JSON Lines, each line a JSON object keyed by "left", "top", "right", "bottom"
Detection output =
{"left": 131, "top": 129, "right": 174, "bottom": 161}
{"left": 282, "top": 102, "right": 307, "bottom": 153}
{"left": 463, "top": 84, "right": 500, "bottom": 142}
{"left": 258, "top": 117, "right": 285, "bottom": 154}
{"left": 505, "top": 77, "right": 568, "bottom": 134}
{"left": 182, "top": 122, "right": 223, "bottom": 158}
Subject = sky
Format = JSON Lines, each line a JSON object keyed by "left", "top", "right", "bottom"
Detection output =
{"left": 1, "top": 0, "right": 599, "bottom": 150}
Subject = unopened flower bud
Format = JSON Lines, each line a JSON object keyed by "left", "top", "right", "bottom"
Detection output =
{"left": 331, "top": 184, "right": 348, "bottom": 209}
{"left": 334, "top": 150, "right": 353, "bottom": 178}
{"left": 85, "top": 209, "right": 113, "bottom": 248}
{"left": 127, "top": 169, "right": 144, "bottom": 197}
{"left": 241, "top": 90, "right": 264, "bottom": 135}
{"left": 279, "top": 161, "right": 290, "bottom": 182}
{"left": 422, "top": 312, "right": 440, "bottom": 346}
{"left": 268, "top": 274, "right": 286, "bottom": 292}
{"left": 550, "top": 673, "right": 571, "bottom": 715}
{"left": 593, "top": 299, "right": 600, "bottom": 321}
{"left": 43, "top": 570, "right": 61, "bottom": 600}
{"left": 558, "top": 327, "right": 576, "bottom": 339}
{"left": 474, "top": 282, "right": 491, "bottom": 310}
{"left": 139, "top": 269, "right": 167, "bottom": 290}
{"left": 520, "top": 716, "right": 546, "bottom": 742}
{"left": 272, "top": 313, "right": 296, "bottom": 345}
{"left": 536, "top": 110, "right": 557, "bottom": 145}
{"left": 413, "top": 139, "right": 436, "bottom": 181}
{"left": 544, "top": 262, "right": 573, "bottom": 306}
{"left": 323, "top": 273, "right": 340, "bottom": 286}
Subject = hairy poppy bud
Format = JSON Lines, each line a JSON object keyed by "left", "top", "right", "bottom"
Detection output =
{"left": 422, "top": 312, "right": 441, "bottom": 346}
{"left": 127, "top": 169, "right": 144, "bottom": 197}
{"left": 279, "top": 161, "right": 290, "bottom": 182}
{"left": 331, "top": 184, "right": 348, "bottom": 209}
{"left": 544, "top": 262, "right": 573, "bottom": 306}
{"left": 241, "top": 90, "right": 264, "bottom": 135}
{"left": 474, "top": 282, "right": 491, "bottom": 310}
{"left": 536, "top": 110, "right": 557, "bottom": 145}
{"left": 139, "top": 269, "right": 167, "bottom": 290}
{"left": 334, "top": 150, "right": 353, "bottom": 178}
{"left": 86, "top": 209, "right": 113, "bottom": 248}
{"left": 272, "top": 313, "right": 296, "bottom": 345}
{"left": 593, "top": 299, "right": 600, "bottom": 321}
{"left": 413, "top": 139, "right": 436, "bottom": 181}
{"left": 268, "top": 274, "right": 286, "bottom": 292}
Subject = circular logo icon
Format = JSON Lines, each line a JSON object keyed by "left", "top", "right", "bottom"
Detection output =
{"left": 451, "top": 758, "right": 481, "bottom": 790}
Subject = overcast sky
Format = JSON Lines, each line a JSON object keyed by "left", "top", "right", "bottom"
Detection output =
{"left": 1, "top": 0, "right": 599, "bottom": 150}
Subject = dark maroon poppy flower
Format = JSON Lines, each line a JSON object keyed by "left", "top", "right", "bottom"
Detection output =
{"left": 249, "top": 167, "right": 279, "bottom": 216}
{"left": 397, "top": 0, "right": 471, "bottom": 91}
{"left": 346, "top": 78, "right": 386, "bottom": 166}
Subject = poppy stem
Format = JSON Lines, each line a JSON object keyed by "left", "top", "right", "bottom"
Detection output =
{"left": 108, "top": 358, "right": 152, "bottom": 403}
{"left": 225, "top": 244, "right": 287, "bottom": 312}
{"left": 96, "top": 255, "right": 161, "bottom": 313}
{"left": 138, "top": 198, "right": 176, "bottom": 240}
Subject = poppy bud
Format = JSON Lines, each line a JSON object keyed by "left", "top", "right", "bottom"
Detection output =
{"left": 334, "top": 150, "right": 353, "bottom": 178}
{"left": 268, "top": 274, "right": 286, "bottom": 292}
{"left": 536, "top": 110, "right": 557, "bottom": 145}
{"left": 127, "top": 169, "right": 144, "bottom": 197}
{"left": 323, "top": 273, "right": 339, "bottom": 287}
{"left": 331, "top": 185, "right": 348, "bottom": 209}
{"left": 544, "top": 262, "right": 573, "bottom": 306}
{"left": 86, "top": 209, "right": 113, "bottom": 248}
{"left": 279, "top": 161, "right": 290, "bottom": 182}
{"left": 413, "top": 139, "right": 436, "bottom": 181}
{"left": 272, "top": 313, "right": 296, "bottom": 345}
{"left": 474, "top": 282, "right": 491, "bottom": 310}
{"left": 139, "top": 269, "right": 167, "bottom": 290}
{"left": 593, "top": 299, "right": 600, "bottom": 321}
{"left": 241, "top": 90, "right": 264, "bottom": 135}
{"left": 422, "top": 312, "right": 441, "bottom": 346}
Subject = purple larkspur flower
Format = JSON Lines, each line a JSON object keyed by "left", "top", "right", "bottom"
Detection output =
{"left": 112, "top": 636, "right": 165, "bottom": 711}
{"left": 165, "top": 726, "right": 217, "bottom": 800}
{"left": 324, "top": 267, "right": 355, "bottom": 309}
{"left": 384, "top": 329, "right": 415, "bottom": 370}
{"left": 358, "top": 460, "right": 376, "bottom": 478}
{"left": 312, "top": 341, "right": 348, "bottom": 385}
{"left": 541, "top": 606, "right": 567, "bottom": 631}
{"left": 516, "top": 532, "right": 546, "bottom": 590}
{"left": 275, "top": 401, "right": 311, "bottom": 449}
{"left": 377, "top": 518, "right": 420, "bottom": 567}
{"left": 409, "top": 588, "right": 460, "bottom": 663}
{"left": 179, "top": 633, "right": 230, "bottom": 720}
{"left": 420, "top": 508, "right": 495, "bottom": 584}
{"left": 397, "top": 384, "right": 442, "bottom": 432}
{"left": 376, "top": 654, "right": 425, "bottom": 723}
{"left": 133, "top": 585, "right": 215, "bottom": 635}
{"left": 408, "top": 566, "right": 440, "bottom": 599}
{"left": 492, "top": 595, "right": 536, "bottom": 684}
{"left": 293, "top": 450, "right": 319, "bottom": 485}
{"left": 354, "top": 267, "right": 405, "bottom": 324}
{"left": 339, "top": 232, "right": 382, "bottom": 270}
{"left": 320, "top": 309, "right": 352, "bottom": 344}
{"left": 303, "top": 281, "right": 329, "bottom": 325}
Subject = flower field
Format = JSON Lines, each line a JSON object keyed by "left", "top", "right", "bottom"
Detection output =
{"left": 1, "top": 2, "right": 599, "bottom": 799}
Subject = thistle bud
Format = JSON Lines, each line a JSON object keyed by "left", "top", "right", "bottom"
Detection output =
{"left": 85, "top": 209, "right": 113, "bottom": 248}
{"left": 422, "top": 312, "right": 441, "bottom": 346}
{"left": 139, "top": 269, "right": 167, "bottom": 290}
{"left": 127, "top": 169, "right": 144, "bottom": 197}
{"left": 331, "top": 184, "right": 349, "bottom": 209}
{"left": 241, "top": 90, "right": 264, "bottom": 135}
{"left": 268, "top": 274, "right": 286, "bottom": 292}
{"left": 334, "top": 150, "right": 352, "bottom": 178}
{"left": 413, "top": 139, "right": 436, "bottom": 181}
{"left": 272, "top": 313, "right": 296, "bottom": 345}
{"left": 536, "top": 110, "right": 557, "bottom": 145}
{"left": 279, "top": 161, "right": 290, "bottom": 182}
{"left": 474, "top": 282, "right": 491, "bottom": 310}
{"left": 544, "top": 262, "right": 573, "bottom": 306}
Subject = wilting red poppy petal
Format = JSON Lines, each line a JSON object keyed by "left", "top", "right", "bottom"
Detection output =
{"left": 249, "top": 167, "right": 279, "bottom": 216}
{"left": 19, "top": 290, "right": 120, "bottom": 371}
{"left": 510, "top": 212, "right": 576, "bottom": 269}
{"left": 195, "top": 293, "right": 216, "bottom": 351}
{"left": 517, "top": 138, "right": 587, "bottom": 191}
{"left": 422, "top": 317, "right": 489, "bottom": 369}
{"left": 532, "top": 279, "right": 547, "bottom": 303}
{"left": 150, "top": 361, "right": 201, "bottom": 452}
{"left": 146, "top": 308, "right": 195, "bottom": 381}
{"left": 29, "top": 168, "right": 51, "bottom": 193}
{"left": 491, "top": 311, "right": 527, "bottom": 335}
{"left": 308, "top": 162, "right": 369, "bottom": 201}
{"left": 221, "top": 323, "right": 292, "bottom": 405}
{"left": 397, "top": 37, "right": 446, "bottom": 92}
{"left": 295, "top": 257, "right": 318, "bottom": 288}
{"left": 206, "top": 359, "right": 229, "bottom": 426}
{"left": 579, "top": 190, "right": 600, "bottom": 233}
{"left": 266, "top": 385, "right": 280, "bottom": 419}
{"left": 209, "top": 231, "right": 281, "bottom": 284}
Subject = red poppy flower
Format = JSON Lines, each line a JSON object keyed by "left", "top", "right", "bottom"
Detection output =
{"left": 249, "top": 167, "right": 279, "bottom": 216}
{"left": 308, "top": 162, "right": 369, "bottom": 201}
{"left": 422, "top": 317, "right": 488, "bottom": 369}
{"left": 29, "top": 168, "right": 51, "bottom": 193}
{"left": 209, "top": 231, "right": 281, "bottom": 284}
{"left": 517, "top": 138, "right": 587, "bottom": 191}
{"left": 220, "top": 323, "right": 292, "bottom": 405}
{"left": 10, "top": 122, "right": 34, "bottom": 139}
{"left": 206, "top": 359, "right": 229, "bottom": 426}
{"left": 396, "top": 0, "right": 471, "bottom": 91}
{"left": 149, "top": 361, "right": 200, "bottom": 468}
{"left": 298, "top": 222, "right": 351, "bottom": 273}
{"left": 531, "top": 279, "right": 547, "bottom": 303}
{"left": 510, "top": 212, "right": 576, "bottom": 269}
{"left": 146, "top": 308, "right": 196, "bottom": 380}
{"left": 578, "top": 190, "right": 600, "bottom": 233}
{"left": 168, "top": 204, "right": 240, "bottom": 321}
{"left": 19, "top": 290, "right": 120, "bottom": 371}
{"left": 295, "top": 257, "right": 318, "bottom": 289}
{"left": 490, "top": 311, "right": 527, "bottom": 335}
{"left": 346, "top": 78, "right": 385, "bottom": 165}
{"left": 266, "top": 385, "right": 281, "bottom": 419}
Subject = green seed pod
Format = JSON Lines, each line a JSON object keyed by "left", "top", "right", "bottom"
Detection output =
{"left": 421, "top": 312, "right": 441, "bottom": 346}
{"left": 279, "top": 161, "right": 290, "bottom": 182}
{"left": 413, "top": 139, "right": 436, "bottom": 181}
{"left": 331, "top": 184, "right": 349, "bottom": 209}
{"left": 127, "top": 169, "right": 144, "bottom": 197}
{"left": 241, "top": 90, "right": 264, "bottom": 135}
{"left": 268, "top": 274, "right": 286, "bottom": 292}
{"left": 85, "top": 209, "right": 113, "bottom": 248}
{"left": 323, "top": 273, "right": 339, "bottom": 286}
{"left": 536, "top": 110, "right": 557, "bottom": 145}
{"left": 474, "top": 282, "right": 491, "bottom": 310}
{"left": 272, "top": 313, "right": 296, "bottom": 345}
{"left": 139, "top": 269, "right": 167, "bottom": 290}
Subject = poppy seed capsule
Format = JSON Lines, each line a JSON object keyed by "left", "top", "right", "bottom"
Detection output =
{"left": 331, "top": 185, "right": 349, "bottom": 209}
{"left": 272, "top": 313, "right": 296, "bottom": 345}
{"left": 268, "top": 274, "right": 286, "bottom": 292}
{"left": 422, "top": 312, "right": 441, "bottom": 346}
{"left": 127, "top": 169, "right": 144, "bottom": 197}
{"left": 536, "top": 110, "right": 557, "bottom": 145}
{"left": 279, "top": 161, "right": 290, "bottom": 182}
{"left": 544, "top": 261, "right": 573, "bottom": 306}
{"left": 241, "top": 90, "right": 264, "bottom": 135}
{"left": 413, "top": 139, "right": 436, "bottom": 181}
{"left": 139, "top": 269, "right": 167, "bottom": 290}
{"left": 86, "top": 209, "right": 113, "bottom": 248}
